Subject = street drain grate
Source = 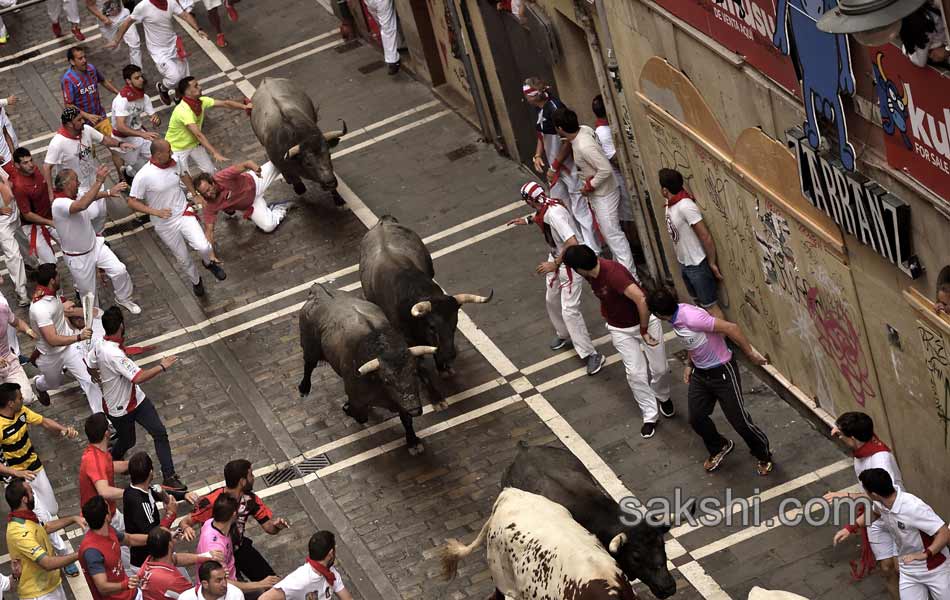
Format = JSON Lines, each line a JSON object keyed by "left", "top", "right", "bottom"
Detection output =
{"left": 334, "top": 40, "right": 361, "bottom": 54}
{"left": 261, "top": 466, "right": 300, "bottom": 487}
{"left": 298, "top": 455, "right": 332, "bottom": 473}
{"left": 357, "top": 60, "right": 385, "bottom": 74}
{"left": 446, "top": 144, "right": 478, "bottom": 162}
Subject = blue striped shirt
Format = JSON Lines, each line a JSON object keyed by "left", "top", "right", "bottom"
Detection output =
{"left": 61, "top": 64, "right": 106, "bottom": 118}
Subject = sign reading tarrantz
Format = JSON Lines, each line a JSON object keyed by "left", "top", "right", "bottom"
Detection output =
{"left": 787, "top": 128, "right": 917, "bottom": 278}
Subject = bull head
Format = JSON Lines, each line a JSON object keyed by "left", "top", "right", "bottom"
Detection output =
{"left": 324, "top": 119, "right": 348, "bottom": 149}
{"left": 358, "top": 346, "right": 438, "bottom": 375}
{"left": 284, "top": 144, "right": 301, "bottom": 161}
{"left": 410, "top": 290, "right": 494, "bottom": 318}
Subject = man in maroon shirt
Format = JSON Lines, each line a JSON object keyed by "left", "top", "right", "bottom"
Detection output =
{"left": 9, "top": 148, "right": 58, "bottom": 265}
{"left": 563, "top": 244, "right": 672, "bottom": 439}
{"left": 194, "top": 160, "right": 293, "bottom": 246}
{"left": 78, "top": 495, "right": 147, "bottom": 600}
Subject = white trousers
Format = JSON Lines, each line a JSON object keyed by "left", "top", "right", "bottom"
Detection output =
{"left": 21, "top": 224, "right": 59, "bottom": 265}
{"left": 155, "top": 213, "right": 213, "bottom": 285}
{"left": 35, "top": 343, "right": 104, "bottom": 414}
{"left": 155, "top": 55, "right": 190, "bottom": 90}
{"left": 607, "top": 315, "right": 670, "bottom": 423}
{"left": 0, "top": 221, "right": 27, "bottom": 303}
{"left": 248, "top": 162, "right": 287, "bottom": 233}
{"left": 63, "top": 236, "right": 134, "bottom": 308}
{"left": 47, "top": 0, "right": 79, "bottom": 24}
{"left": 589, "top": 186, "right": 635, "bottom": 273}
{"left": 613, "top": 165, "right": 635, "bottom": 222}
{"left": 2, "top": 360, "right": 34, "bottom": 405}
{"left": 364, "top": 0, "right": 402, "bottom": 64}
{"left": 899, "top": 563, "right": 950, "bottom": 600}
{"left": 544, "top": 263, "right": 594, "bottom": 359}
{"left": 100, "top": 11, "right": 141, "bottom": 67}
{"left": 173, "top": 146, "right": 214, "bottom": 176}
{"left": 549, "top": 172, "right": 600, "bottom": 254}
{"left": 113, "top": 135, "right": 151, "bottom": 176}
{"left": 0, "top": 291, "right": 18, "bottom": 357}
{"left": 29, "top": 469, "right": 69, "bottom": 555}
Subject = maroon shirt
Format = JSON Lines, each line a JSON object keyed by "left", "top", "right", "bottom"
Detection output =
{"left": 9, "top": 168, "right": 52, "bottom": 221}
{"left": 203, "top": 166, "right": 257, "bottom": 224}
{"left": 588, "top": 258, "right": 642, "bottom": 328}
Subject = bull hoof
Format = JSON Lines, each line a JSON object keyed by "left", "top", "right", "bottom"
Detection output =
{"left": 332, "top": 191, "right": 346, "bottom": 207}
{"left": 433, "top": 400, "right": 448, "bottom": 411}
{"left": 293, "top": 182, "right": 307, "bottom": 195}
{"left": 298, "top": 384, "right": 311, "bottom": 398}
{"left": 408, "top": 442, "right": 425, "bottom": 456}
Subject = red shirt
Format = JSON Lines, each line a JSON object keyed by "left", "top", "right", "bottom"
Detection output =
{"left": 189, "top": 487, "right": 273, "bottom": 544}
{"left": 203, "top": 166, "right": 256, "bottom": 224}
{"left": 78, "top": 527, "right": 135, "bottom": 600}
{"left": 588, "top": 258, "right": 642, "bottom": 328}
{"left": 79, "top": 444, "right": 116, "bottom": 516}
{"left": 9, "top": 168, "right": 52, "bottom": 221}
{"left": 137, "top": 558, "right": 192, "bottom": 600}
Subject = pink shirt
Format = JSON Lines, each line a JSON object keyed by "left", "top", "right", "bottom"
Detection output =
{"left": 669, "top": 303, "right": 732, "bottom": 369}
{"left": 196, "top": 519, "right": 235, "bottom": 579}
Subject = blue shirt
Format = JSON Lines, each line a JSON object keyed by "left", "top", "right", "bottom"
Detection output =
{"left": 61, "top": 65, "right": 106, "bottom": 118}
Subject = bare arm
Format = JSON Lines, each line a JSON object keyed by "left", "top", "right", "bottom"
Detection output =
{"left": 691, "top": 220, "right": 720, "bottom": 277}
{"left": 110, "top": 18, "right": 135, "bottom": 48}
{"left": 38, "top": 416, "right": 78, "bottom": 438}
{"left": 42, "top": 163, "right": 55, "bottom": 200}
{"left": 21, "top": 210, "right": 54, "bottom": 227}
{"left": 179, "top": 10, "right": 206, "bottom": 37}
{"left": 93, "top": 479, "right": 125, "bottom": 502}
{"left": 231, "top": 576, "right": 279, "bottom": 593}
{"left": 185, "top": 124, "right": 224, "bottom": 161}
{"left": 711, "top": 319, "right": 766, "bottom": 364}
{"left": 126, "top": 196, "right": 170, "bottom": 219}
{"left": 622, "top": 284, "right": 651, "bottom": 337}
{"left": 259, "top": 588, "right": 285, "bottom": 600}
{"left": 114, "top": 116, "right": 157, "bottom": 140}
{"left": 43, "top": 515, "right": 83, "bottom": 534}
{"left": 336, "top": 589, "right": 354, "bottom": 600}
{"left": 131, "top": 356, "right": 177, "bottom": 385}
{"left": 37, "top": 552, "right": 79, "bottom": 571}
{"left": 204, "top": 221, "right": 215, "bottom": 246}
{"left": 91, "top": 572, "right": 133, "bottom": 595}
{"left": 85, "top": 0, "right": 111, "bottom": 24}
{"left": 38, "top": 324, "right": 88, "bottom": 348}
{"left": 70, "top": 168, "right": 110, "bottom": 214}
{"left": 210, "top": 99, "right": 250, "bottom": 111}
{"left": 102, "top": 79, "right": 120, "bottom": 96}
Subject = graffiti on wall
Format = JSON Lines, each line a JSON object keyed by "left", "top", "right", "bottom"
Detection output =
{"left": 648, "top": 116, "right": 693, "bottom": 187}
{"left": 918, "top": 323, "right": 950, "bottom": 447}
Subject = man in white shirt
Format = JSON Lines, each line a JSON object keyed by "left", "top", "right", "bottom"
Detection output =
{"left": 109, "top": 0, "right": 208, "bottom": 106}
{"left": 178, "top": 561, "right": 245, "bottom": 600}
{"left": 0, "top": 177, "right": 28, "bottom": 307}
{"left": 27, "top": 263, "right": 103, "bottom": 412}
{"left": 0, "top": 94, "right": 20, "bottom": 178}
{"left": 659, "top": 168, "right": 724, "bottom": 320}
{"left": 85, "top": 0, "right": 141, "bottom": 67}
{"left": 112, "top": 64, "right": 160, "bottom": 180}
{"left": 44, "top": 107, "right": 133, "bottom": 236}
{"left": 128, "top": 140, "right": 225, "bottom": 297}
{"left": 591, "top": 95, "right": 635, "bottom": 226}
{"left": 51, "top": 166, "right": 140, "bottom": 314}
{"left": 553, "top": 107, "right": 636, "bottom": 275}
{"left": 507, "top": 181, "right": 603, "bottom": 376}
{"left": 260, "top": 531, "right": 353, "bottom": 600}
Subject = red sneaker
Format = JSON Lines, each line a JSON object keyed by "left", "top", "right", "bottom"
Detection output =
{"left": 51, "top": 22, "right": 63, "bottom": 37}
{"left": 71, "top": 25, "right": 85, "bottom": 41}
{"left": 225, "top": 2, "right": 238, "bottom": 21}
{"left": 215, "top": 33, "right": 227, "bottom": 47}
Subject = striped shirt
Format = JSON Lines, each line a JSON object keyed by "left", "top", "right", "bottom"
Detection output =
{"left": 61, "top": 65, "right": 106, "bottom": 118}
{"left": 0, "top": 406, "right": 44, "bottom": 473}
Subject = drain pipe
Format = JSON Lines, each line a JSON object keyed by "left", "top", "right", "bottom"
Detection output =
{"left": 444, "top": 0, "right": 495, "bottom": 145}
{"left": 574, "top": 0, "right": 670, "bottom": 282}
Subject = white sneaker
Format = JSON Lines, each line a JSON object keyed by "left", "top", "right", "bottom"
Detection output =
{"left": 117, "top": 300, "right": 142, "bottom": 315}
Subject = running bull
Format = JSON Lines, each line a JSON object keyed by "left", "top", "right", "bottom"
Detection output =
{"left": 441, "top": 487, "right": 638, "bottom": 600}
{"left": 297, "top": 284, "right": 440, "bottom": 455}
{"left": 503, "top": 442, "right": 685, "bottom": 598}
{"left": 359, "top": 216, "right": 492, "bottom": 374}
{"left": 250, "top": 77, "right": 347, "bottom": 203}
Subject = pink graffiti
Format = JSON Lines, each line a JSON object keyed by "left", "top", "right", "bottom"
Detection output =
{"left": 806, "top": 287, "right": 876, "bottom": 407}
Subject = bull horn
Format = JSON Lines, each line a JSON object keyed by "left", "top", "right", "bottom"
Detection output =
{"left": 284, "top": 144, "right": 301, "bottom": 160}
{"left": 608, "top": 533, "right": 627, "bottom": 554}
{"left": 411, "top": 301, "right": 432, "bottom": 317}
{"left": 357, "top": 357, "right": 380, "bottom": 376}
{"left": 452, "top": 289, "right": 494, "bottom": 306}
{"left": 324, "top": 119, "right": 348, "bottom": 141}
{"left": 408, "top": 345, "right": 437, "bottom": 357}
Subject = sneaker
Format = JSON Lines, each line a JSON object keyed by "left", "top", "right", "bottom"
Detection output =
{"left": 387, "top": 61, "right": 400, "bottom": 75}
{"left": 703, "top": 439, "right": 735, "bottom": 472}
{"left": 215, "top": 33, "right": 227, "bottom": 48}
{"left": 71, "top": 25, "right": 85, "bottom": 41}
{"left": 756, "top": 459, "right": 774, "bottom": 476}
{"left": 51, "top": 22, "right": 63, "bottom": 38}
{"left": 640, "top": 422, "right": 656, "bottom": 439}
{"left": 31, "top": 376, "right": 50, "bottom": 406}
{"left": 225, "top": 2, "right": 239, "bottom": 21}
{"left": 549, "top": 337, "right": 571, "bottom": 351}
{"left": 193, "top": 278, "right": 205, "bottom": 297}
{"left": 658, "top": 399, "right": 675, "bottom": 418}
{"left": 17, "top": 297, "right": 30, "bottom": 308}
{"left": 162, "top": 474, "right": 188, "bottom": 492}
{"left": 63, "top": 562, "right": 79, "bottom": 577}
{"left": 586, "top": 352, "right": 606, "bottom": 376}
{"left": 117, "top": 299, "right": 142, "bottom": 315}
{"left": 203, "top": 261, "right": 227, "bottom": 281}
{"left": 156, "top": 82, "right": 171, "bottom": 106}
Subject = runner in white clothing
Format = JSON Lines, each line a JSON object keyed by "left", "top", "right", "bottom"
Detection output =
{"left": 127, "top": 140, "right": 225, "bottom": 297}
{"left": 50, "top": 167, "right": 140, "bottom": 315}
{"left": 0, "top": 95, "right": 19, "bottom": 177}
{"left": 177, "top": 561, "right": 245, "bottom": 600}
{"left": 260, "top": 531, "right": 353, "bottom": 600}
{"left": 110, "top": 0, "right": 208, "bottom": 106}
{"left": 0, "top": 177, "right": 28, "bottom": 307}
{"left": 363, "top": 0, "right": 404, "bottom": 74}
{"left": 112, "top": 64, "right": 161, "bottom": 180}
{"left": 85, "top": 0, "right": 141, "bottom": 67}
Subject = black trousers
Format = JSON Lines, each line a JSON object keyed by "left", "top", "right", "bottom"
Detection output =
{"left": 235, "top": 536, "right": 275, "bottom": 582}
{"left": 108, "top": 398, "right": 176, "bottom": 477}
{"left": 687, "top": 358, "right": 771, "bottom": 462}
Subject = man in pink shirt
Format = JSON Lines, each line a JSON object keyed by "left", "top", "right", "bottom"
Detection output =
{"left": 648, "top": 287, "right": 773, "bottom": 475}
{"left": 194, "top": 160, "right": 293, "bottom": 246}
{"left": 197, "top": 494, "right": 276, "bottom": 597}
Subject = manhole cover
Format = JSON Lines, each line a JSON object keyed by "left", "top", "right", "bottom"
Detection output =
{"left": 261, "top": 466, "right": 300, "bottom": 487}
{"left": 446, "top": 144, "right": 477, "bottom": 162}
{"left": 357, "top": 61, "right": 385, "bottom": 74}
{"left": 299, "top": 455, "right": 331, "bottom": 473}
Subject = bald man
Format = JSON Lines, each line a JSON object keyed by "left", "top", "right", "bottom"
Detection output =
{"left": 127, "top": 140, "right": 225, "bottom": 297}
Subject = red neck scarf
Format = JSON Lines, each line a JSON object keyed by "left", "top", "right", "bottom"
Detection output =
{"left": 31, "top": 284, "right": 57, "bottom": 303}
{"left": 120, "top": 84, "right": 145, "bottom": 102}
{"left": 149, "top": 0, "right": 168, "bottom": 10}
{"left": 307, "top": 559, "right": 335, "bottom": 585}
{"left": 149, "top": 157, "right": 177, "bottom": 169}
{"left": 666, "top": 190, "right": 691, "bottom": 208}
{"left": 853, "top": 436, "right": 891, "bottom": 458}
{"left": 56, "top": 126, "right": 81, "bottom": 141}
{"left": 595, "top": 118, "right": 609, "bottom": 127}
{"left": 531, "top": 196, "right": 563, "bottom": 232}
{"left": 8, "top": 509, "right": 39, "bottom": 523}
{"left": 182, "top": 96, "right": 203, "bottom": 118}
{"left": 104, "top": 334, "right": 126, "bottom": 352}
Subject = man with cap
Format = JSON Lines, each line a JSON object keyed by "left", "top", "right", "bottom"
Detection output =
{"left": 507, "top": 181, "right": 604, "bottom": 376}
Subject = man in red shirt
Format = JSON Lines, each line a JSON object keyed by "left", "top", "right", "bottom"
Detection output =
{"left": 137, "top": 526, "right": 223, "bottom": 600}
{"left": 9, "top": 148, "right": 58, "bottom": 265}
{"left": 563, "top": 244, "right": 672, "bottom": 439}
{"left": 78, "top": 495, "right": 147, "bottom": 600}
{"left": 194, "top": 160, "right": 293, "bottom": 245}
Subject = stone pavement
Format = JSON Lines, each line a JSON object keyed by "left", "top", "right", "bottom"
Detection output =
{"left": 0, "top": 0, "right": 889, "bottom": 599}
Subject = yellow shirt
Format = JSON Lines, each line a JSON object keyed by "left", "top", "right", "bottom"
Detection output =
{"left": 7, "top": 516, "right": 61, "bottom": 598}
{"left": 165, "top": 96, "right": 215, "bottom": 152}
{"left": 0, "top": 406, "right": 45, "bottom": 473}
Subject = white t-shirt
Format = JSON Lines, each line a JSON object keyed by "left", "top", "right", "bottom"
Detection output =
{"left": 112, "top": 94, "right": 156, "bottom": 134}
{"left": 130, "top": 0, "right": 185, "bottom": 63}
{"left": 854, "top": 451, "right": 904, "bottom": 492}
{"left": 29, "top": 296, "right": 71, "bottom": 356}
{"left": 177, "top": 583, "right": 244, "bottom": 600}
{"left": 130, "top": 162, "right": 188, "bottom": 222}
{"left": 87, "top": 339, "right": 143, "bottom": 417}
{"left": 665, "top": 197, "right": 707, "bottom": 267}
{"left": 873, "top": 490, "right": 950, "bottom": 575}
{"left": 0, "top": 184, "right": 19, "bottom": 227}
{"left": 46, "top": 126, "right": 105, "bottom": 194}
{"left": 0, "top": 572, "right": 10, "bottom": 600}
{"left": 51, "top": 196, "right": 97, "bottom": 254}
{"left": 542, "top": 204, "right": 578, "bottom": 257}
{"left": 275, "top": 563, "right": 345, "bottom": 600}
{"left": 594, "top": 124, "right": 617, "bottom": 160}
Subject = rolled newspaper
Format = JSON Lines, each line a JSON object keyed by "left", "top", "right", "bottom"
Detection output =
{"left": 81, "top": 294, "right": 94, "bottom": 351}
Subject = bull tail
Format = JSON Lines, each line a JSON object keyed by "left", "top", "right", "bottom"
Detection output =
{"left": 440, "top": 516, "right": 491, "bottom": 581}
